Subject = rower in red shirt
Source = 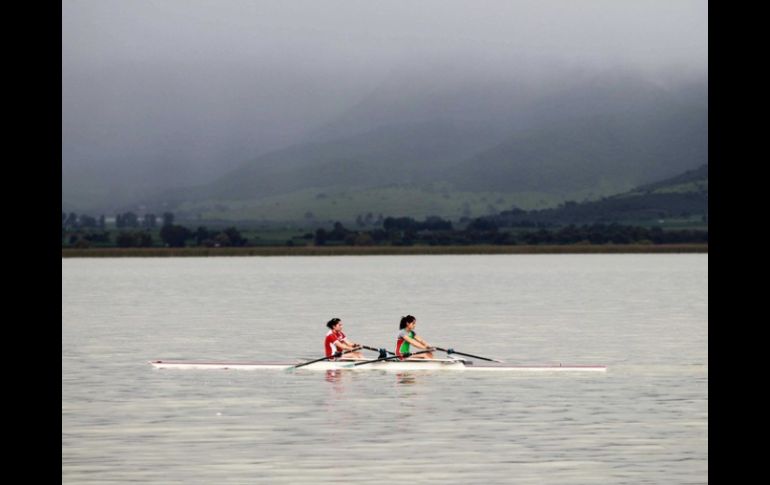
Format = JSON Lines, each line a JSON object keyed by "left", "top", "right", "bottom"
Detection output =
{"left": 324, "top": 318, "right": 364, "bottom": 360}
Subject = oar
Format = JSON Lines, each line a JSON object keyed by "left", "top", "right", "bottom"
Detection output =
{"left": 290, "top": 347, "right": 362, "bottom": 370}
{"left": 433, "top": 347, "right": 503, "bottom": 363}
{"left": 359, "top": 345, "right": 396, "bottom": 356}
{"left": 346, "top": 349, "right": 434, "bottom": 367}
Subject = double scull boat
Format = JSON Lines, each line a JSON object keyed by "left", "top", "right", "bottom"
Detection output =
{"left": 148, "top": 358, "right": 607, "bottom": 372}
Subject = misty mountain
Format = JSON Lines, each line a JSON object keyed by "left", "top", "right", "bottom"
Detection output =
{"left": 177, "top": 120, "right": 505, "bottom": 201}
{"left": 61, "top": 60, "right": 357, "bottom": 212}
{"left": 445, "top": 99, "right": 707, "bottom": 193}
{"left": 305, "top": 64, "right": 706, "bottom": 143}
{"left": 144, "top": 69, "right": 707, "bottom": 218}
{"left": 63, "top": 1, "right": 708, "bottom": 219}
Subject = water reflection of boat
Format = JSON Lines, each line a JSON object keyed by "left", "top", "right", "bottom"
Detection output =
{"left": 395, "top": 372, "right": 417, "bottom": 384}
{"left": 325, "top": 369, "right": 344, "bottom": 383}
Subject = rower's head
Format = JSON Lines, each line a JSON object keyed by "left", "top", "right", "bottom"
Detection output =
{"left": 399, "top": 315, "right": 416, "bottom": 329}
{"left": 326, "top": 318, "right": 342, "bottom": 330}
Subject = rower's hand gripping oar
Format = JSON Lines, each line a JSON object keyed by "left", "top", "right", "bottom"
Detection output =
{"left": 345, "top": 349, "right": 434, "bottom": 368}
{"left": 434, "top": 346, "right": 503, "bottom": 363}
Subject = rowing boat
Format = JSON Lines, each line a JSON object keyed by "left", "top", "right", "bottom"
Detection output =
{"left": 148, "top": 358, "right": 607, "bottom": 372}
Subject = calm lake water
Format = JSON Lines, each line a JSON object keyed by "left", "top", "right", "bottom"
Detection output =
{"left": 62, "top": 254, "right": 707, "bottom": 484}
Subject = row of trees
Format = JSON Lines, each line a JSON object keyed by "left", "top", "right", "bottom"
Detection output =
{"left": 313, "top": 219, "right": 707, "bottom": 246}
{"left": 63, "top": 211, "right": 255, "bottom": 248}
{"left": 63, "top": 213, "right": 707, "bottom": 249}
{"left": 63, "top": 224, "right": 249, "bottom": 248}
{"left": 62, "top": 210, "right": 239, "bottom": 247}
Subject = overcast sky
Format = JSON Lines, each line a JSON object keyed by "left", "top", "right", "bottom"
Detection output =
{"left": 63, "top": 0, "right": 707, "bottom": 72}
{"left": 62, "top": 0, "right": 707, "bottom": 195}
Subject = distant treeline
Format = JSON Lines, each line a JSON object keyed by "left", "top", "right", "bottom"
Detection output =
{"left": 62, "top": 244, "right": 708, "bottom": 258}
{"left": 62, "top": 210, "right": 250, "bottom": 248}
{"left": 63, "top": 224, "right": 250, "bottom": 249}
{"left": 63, "top": 213, "right": 707, "bottom": 249}
{"left": 313, "top": 218, "right": 707, "bottom": 246}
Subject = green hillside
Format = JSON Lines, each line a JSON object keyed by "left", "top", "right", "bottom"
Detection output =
{"left": 486, "top": 165, "right": 708, "bottom": 227}
{"left": 172, "top": 184, "right": 616, "bottom": 224}
{"left": 628, "top": 164, "right": 708, "bottom": 195}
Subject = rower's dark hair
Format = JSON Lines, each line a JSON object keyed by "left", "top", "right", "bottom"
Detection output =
{"left": 326, "top": 318, "right": 341, "bottom": 329}
{"left": 399, "top": 315, "right": 416, "bottom": 329}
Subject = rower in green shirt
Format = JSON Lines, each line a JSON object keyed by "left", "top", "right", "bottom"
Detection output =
{"left": 395, "top": 315, "right": 434, "bottom": 359}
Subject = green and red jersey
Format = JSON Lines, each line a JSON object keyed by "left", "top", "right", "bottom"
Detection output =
{"left": 395, "top": 329, "right": 415, "bottom": 358}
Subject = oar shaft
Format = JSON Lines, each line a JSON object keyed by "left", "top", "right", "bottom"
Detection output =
{"left": 360, "top": 345, "right": 395, "bottom": 355}
{"left": 292, "top": 343, "right": 390, "bottom": 369}
{"left": 292, "top": 356, "right": 331, "bottom": 369}
{"left": 434, "top": 347, "right": 502, "bottom": 363}
{"left": 292, "top": 347, "right": 359, "bottom": 369}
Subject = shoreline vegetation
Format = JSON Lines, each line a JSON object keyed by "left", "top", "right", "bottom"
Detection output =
{"left": 62, "top": 244, "right": 707, "bottom": 258}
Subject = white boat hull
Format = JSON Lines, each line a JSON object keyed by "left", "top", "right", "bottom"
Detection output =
{"left": 148, "top": 359, "right": 607, "bottom": 372}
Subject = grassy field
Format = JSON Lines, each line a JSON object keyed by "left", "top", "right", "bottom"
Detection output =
{"left": 172, "top": 184, "right": 619, "bottom": 223}
{"left": 62, "top": 243, "right": 707, "bottom": 258}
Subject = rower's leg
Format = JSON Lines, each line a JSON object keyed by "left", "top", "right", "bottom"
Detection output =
{"left": 339, "top": 351, "right": 365, "bottom": 360}
{"left": 408, "top": 352, "right": 434, "bottom": 359}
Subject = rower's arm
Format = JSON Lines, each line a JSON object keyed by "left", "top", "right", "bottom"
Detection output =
{"left": 336, "top": 340, "right": 360, "bottom": 351}
{"left": 413, "top": 334, "right": 434, "bottom": 349}
{"left": 404, "top": 334, "right": 428, "bottom": 349}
